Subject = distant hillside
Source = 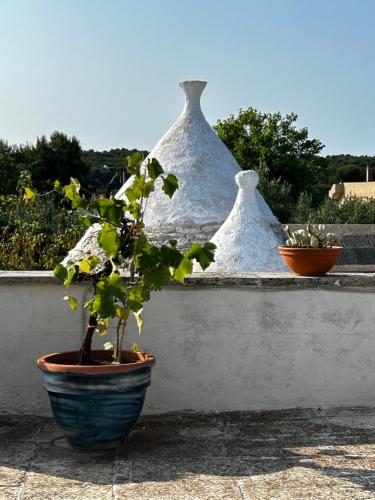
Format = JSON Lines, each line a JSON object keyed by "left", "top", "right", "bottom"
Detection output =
{"left": 325, "top": 154, "right": 375, "bottom": 183}
{"left": 82, "top": 147, "right": 149, "bottom": 194}
{"left": 81, "top": 150, "right": 375, "bottom": 195}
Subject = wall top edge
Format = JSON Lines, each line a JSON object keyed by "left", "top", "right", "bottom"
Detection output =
{"left": 0, "top": 271, "right": 375, "bottom": 289}
{"left": 286, "top": 224, "right": 375, "bottom": 235}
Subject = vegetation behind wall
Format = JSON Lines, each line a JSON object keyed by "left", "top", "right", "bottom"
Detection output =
{"left": 0, "top": 172, "right": 84, "bottom": 270}
{"left": 1, "top": 109, "right": 375, "bottom": 270}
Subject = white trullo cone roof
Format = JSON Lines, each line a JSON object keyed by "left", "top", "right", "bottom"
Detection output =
{"left": 116, "top": 80, "right": 239, "bottom": 247}
{"left": 116, "top": 80, "right": 277, "bottom": 248}
{"left": 63, "top": 80, "right": 284, "bottom": 266}
{"left": 203, "top": 170, "right": 287, "bottom": 272}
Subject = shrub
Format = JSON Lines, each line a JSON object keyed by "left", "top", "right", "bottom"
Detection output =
{"left": 0, "top": 174, "right": 84, "bottom": 270}
{"left": 291, "top": 194, "right": 375, "bottom": 224}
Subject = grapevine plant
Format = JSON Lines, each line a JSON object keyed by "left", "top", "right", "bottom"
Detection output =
{"left": 28, "top": 153, "right": 216, "bottom": 365}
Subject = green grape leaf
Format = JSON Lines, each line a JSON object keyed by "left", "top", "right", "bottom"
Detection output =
{"left": 126, "top": 151, "right": 143, "bottom": 175}
{"left": 196, "top": 242, "right": 217, "bottom": 270}
{"left": 24, "top": 187, "right": 36, "bottom": 202}
{"left": 143, "top": 180, "right": 155, "bottom": 198}
{"left": 98, "top": 222, "right": 119, "bottom": 257}
{"left": 115, "top": 305, "right": 130, "bottom": 320}
{"left": 147, "top": 158, "right": 164, "bottom": 181}
{"left": 79, "top": 256, "right": 101, "bottom": 273}
{"left": 185, "top": 242, "right": 202, "bottom": 259}
{"left": 160, "top": 244, "right": 183, "bottom": 268}
{"left": 127, "top": 200, "right": 142, "bottom": 219}
{"left": 127, "top": 284, "right": 150, "bottom": 312}
{"left": 63, "top": 179, "right": 84, "bottom": 208}
{"left": 126, "top": 174, "right": 146, "bottom": 202}
{"left": 174, "top": 256, "right": 193, "bottom": 283}
{"left": 90, "top": 274, "right": 126, "bottom": 318}
{"left": 135, "top": 243, "right": 161, "bottom": 270}
{"left": 63, "top": 295, "right": 78, "bottom": 311}
{"left": 162, "top": 173, "right": 179, "bottom": 198}
{"left": 204, "top": 242, "right": 216, "bottom": 250}
{"left": 64, "top": 265, "right": 77, "bottom": 288}
{"left": 54, "top": 264, "right": 68, "bottom": 283}
{"left": 91, "top": 198, "right": 124, "bottom": 225}
{"left": 143, "top": 266, "right": 171, "bottom": 290}
{"left": 79, "top": 213, "right": 101, "bottom": 227}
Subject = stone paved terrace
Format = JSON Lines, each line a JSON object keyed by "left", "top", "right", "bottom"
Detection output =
{"left": 2, "top": 408, "right": 375, "bottom": 499}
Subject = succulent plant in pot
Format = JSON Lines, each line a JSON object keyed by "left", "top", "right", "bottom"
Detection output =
{"left": 278, "top": 224, "right": 342, "bottom": 276}
{"left": 33, "top": 152, "right": 216, "bottom": 449}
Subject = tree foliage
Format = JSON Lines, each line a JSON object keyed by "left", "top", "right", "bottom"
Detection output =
{"left": 326, "top": 154, "right": 375, "bottom": 184}
{"left": 256, "top": 163, "right": 294, "bottom": 223}
{"left": 214, "top": 108, "right": 326, "bottom": 221}
{"left": 0, "top": 133, "right": 148, "bottom": 197}
{"left": 0, "top": 132, "right": 88, "bottom": 193}
{"left": 215, "top": 109, "right": 324, "bottom": 182}
{"left": 332, "top": 164, "right": 363, "bottom": 183}
{"left": 0, "top": 140, "right": 19, "bottom": 195}
{"left": 1, "top": 123, "right": 375, "bottom": 229}
{"left": 81, "top": 147, "right": 148, "bottom": 194}
{"left": 31, "top": 132, "right": 87, "bottom": 191}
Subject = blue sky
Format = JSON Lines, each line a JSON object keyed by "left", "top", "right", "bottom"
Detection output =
{"left": 1, "top": 0, "right": 374, "bottom": 155}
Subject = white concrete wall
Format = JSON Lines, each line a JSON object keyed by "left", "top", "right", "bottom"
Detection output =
{"left": 1, "top": 274, "right": 375, "bottom": 415}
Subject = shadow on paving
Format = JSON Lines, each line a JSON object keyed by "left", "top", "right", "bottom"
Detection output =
{"left": 1, "top": 409, "right": 375, "bottom": 496}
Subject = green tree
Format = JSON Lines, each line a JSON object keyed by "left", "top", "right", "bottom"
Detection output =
{"left": 256, "top": 162, "right": 294, "bottom": 222}
{"left": 81, "top": 147, "right": 148, "bottom": 195}
{"left": 30, "top": 131, "right": 88, "bottom": 191}
{"left": 214, "top": 108, "right": 325, "bottom": 221}
{"left": 332, "top": 164, "right": 363, "bottom": 183}
{"left": 0, "top": 140, "right": 19, "bottom": 194}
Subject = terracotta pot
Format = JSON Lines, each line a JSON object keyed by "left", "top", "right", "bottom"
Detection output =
{"left": 37, "top": 350, "right": 155, "bottom": 449}
{"left": 278, "top": 246, "right": 342, "bottom": 276}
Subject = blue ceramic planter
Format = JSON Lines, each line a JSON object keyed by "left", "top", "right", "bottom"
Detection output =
{"left": 37, "top": 350, "right": 155, "bottom": 449}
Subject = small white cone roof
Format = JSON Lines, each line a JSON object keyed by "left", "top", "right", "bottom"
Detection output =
{"left": 205, "top": 170, "right": 287, "bottom": 272}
